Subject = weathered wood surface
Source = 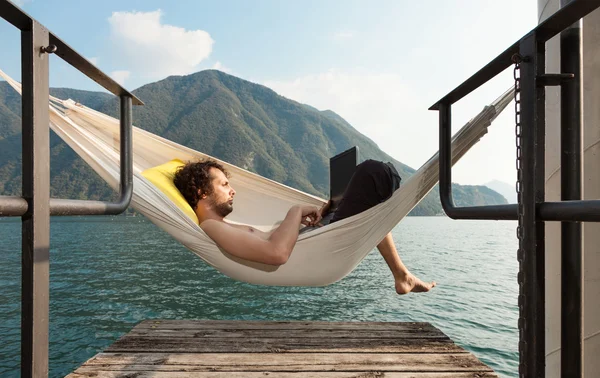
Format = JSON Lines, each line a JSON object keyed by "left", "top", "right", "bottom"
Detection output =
{"left": 69, "top": 372, "right": 499, "bottom": 378}
{"left": 134, "top": 320, "right": 435, "bottom": 330}
{"left": 72, "top": 352, "right": 491, "bottom": 371}
{"left": 67, "top": 320, "right": 498, "bottom": 377}
{"left": 68, "top": 373, "right": 498, "bottom": 378}
{"left": 124, "top": 329, "right": 448, "bottom": 339}
{"left": 105, "top": 337, "right": 460, "bottom": 353}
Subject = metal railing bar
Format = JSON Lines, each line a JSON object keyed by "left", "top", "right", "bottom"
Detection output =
{"left": 0, "top": 196, "right": 28, "bottom": 216}
{"left": 0, "top": 94, "right": 134, "bottom": 217}
{"left": 536, "top": 0, "right": 600, "bottom": 41}
{"left": 430, "top": 0, "right": 600, "bottom": 110}
{"left": 438, "top": 102, "right": 519, "bottom": 220}
{"left": 0, "top": 0, "right": 143, "bottom": 105}
{"left": 440, "top": 203, "right": 519, "bottom": 220}
{"left": 539, "top": 200, "right": 600, "bottom": 221}
{"left": 49, "top": 95, "right": 133, "bottom": 216}
{"left": 429, "top": 42, "right": 518, "bottom": 111}
{"left": 0, "top": 0, "right": 30, "bottom": 29}
{"left": 49, "top": 37, "right": 143, "bottom": 106}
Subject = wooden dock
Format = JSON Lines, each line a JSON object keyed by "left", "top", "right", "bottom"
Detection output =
{"left": 67, "top": 320, "right": 498, "bottom": 377}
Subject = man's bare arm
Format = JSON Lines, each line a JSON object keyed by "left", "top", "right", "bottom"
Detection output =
{"left": 200, "top": 205, "right": 318, "bottom": 265}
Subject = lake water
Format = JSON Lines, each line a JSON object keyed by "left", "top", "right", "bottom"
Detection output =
{"left": 0, "top": 216, "right": 519, "bottom": 377}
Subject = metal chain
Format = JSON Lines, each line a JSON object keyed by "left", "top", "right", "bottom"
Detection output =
{"left": 513, "top": 54, "right": 523, "bottom": 241}
{"left": 511, "top": 53, "right": 526, "bottom": 378}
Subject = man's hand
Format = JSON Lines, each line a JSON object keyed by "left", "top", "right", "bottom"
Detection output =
{"left": 310, "top": 199, "right": 333, "bottom": 227}
{"left": 299, "top": 205, "right": 320, "bottom": 226}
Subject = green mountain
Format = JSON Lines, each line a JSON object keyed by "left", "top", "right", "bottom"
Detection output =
{"left": 0, "top": 70, "right": 507, "bottom": 214}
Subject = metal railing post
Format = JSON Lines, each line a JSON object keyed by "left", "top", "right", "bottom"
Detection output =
{"left": 20, "top": 19, "right": 50, "bottom": 378}
{"left": 559, "top": 1, "right": 584, "bottom": 375}
{"left": 517, "top": 32, "right": 546, "bottom": 378}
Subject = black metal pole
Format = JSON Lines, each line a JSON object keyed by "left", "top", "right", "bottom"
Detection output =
{"left": 518, "top": 32, "right": 546, "bottom": 378}
{"left": 539, "top": 200, "right": 600, "bottom": 221}
{"left": 559, "top": 0, "right": 583, "bottom": 375}
{"left": 439, "top": 102, "right": 453, "bottom": 212}
{"left": 118, "top": 94, "right": 133, "bottom": 209}
{"left": 20, "top": 19, "right": 50, "bottom": 377}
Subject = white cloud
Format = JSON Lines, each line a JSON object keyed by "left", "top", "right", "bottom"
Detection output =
{"left": 108, "top": 10, "right": 214, "bottom": 80}
{"left": 110, "top": 70, "right": 130, "bottom": 85}
{"left": 88, "top": 57, "right": 99, "bottom": 65}
{"left": 212, "top": 61, "right": 232, "bottom": 74}
{"left": 332, "top": 31, "right": 355, "bottom": 40}
{"left": 263, "top": 70, "right": 436, "bottom": 169}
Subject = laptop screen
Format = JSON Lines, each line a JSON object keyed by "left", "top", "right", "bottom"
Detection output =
{"left": 329, "top": 146, "right": 358, "bottom": 210}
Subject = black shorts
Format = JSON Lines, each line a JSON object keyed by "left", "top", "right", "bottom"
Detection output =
{"left": 299, "top": 160, "right": 401, "bottom": 234}
{"left": 330, "top": 159, "right": 401, "bottom": 223}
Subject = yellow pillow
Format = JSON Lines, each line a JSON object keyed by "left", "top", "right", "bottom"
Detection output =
{"left": 141, "top": 159, "right": 199, "bottom": 224}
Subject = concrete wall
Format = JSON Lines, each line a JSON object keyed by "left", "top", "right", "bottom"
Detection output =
{"left": 538, "top": 1, "right": 600, "bottom": 376}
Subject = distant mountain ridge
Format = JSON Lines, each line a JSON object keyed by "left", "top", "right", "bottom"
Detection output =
{"left": 0, "top": 70, "right": 507, "bottom": 214}
{"left": 485, "top": 180, "right": 516, "bottom": 203}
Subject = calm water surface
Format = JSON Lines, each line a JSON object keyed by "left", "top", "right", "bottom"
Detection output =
{"left": 0, "top": 216, "right": 518, "bottom": 377}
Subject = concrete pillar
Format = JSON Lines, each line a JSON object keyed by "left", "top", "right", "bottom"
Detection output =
{"left": 538, "top": 1, "right": 600, "bottom": 376}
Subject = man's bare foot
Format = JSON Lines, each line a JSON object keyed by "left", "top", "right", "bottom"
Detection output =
{"left": 395, "top": 273, "right": 436, "bottom": 295}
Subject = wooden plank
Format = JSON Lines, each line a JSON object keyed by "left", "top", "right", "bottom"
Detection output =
{"left": 71, "top": 363, "right": 490, "bottom": 373}
{"left": 82, "top": 353, "right": 493, "bottom": 372}
{"left": 107, "top": 337, "right": 461, "bottom": 353}
{"left": 68, "top": 371, "right": 499, "bottom": 378}
{"left": 67, "top": 321, "right": 498, "bottom": 377}
{"left": 124, "top": 329, "right": 448, "bottom": 339}
{"left": 135, "top": 320, "right": 436, "bottom": 331}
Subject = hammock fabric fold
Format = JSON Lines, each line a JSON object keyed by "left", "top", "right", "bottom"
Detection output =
{"left": 0, "top": 69, "right": 513, "bottom": 286}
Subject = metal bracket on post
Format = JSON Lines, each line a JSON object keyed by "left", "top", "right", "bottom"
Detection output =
{"left": 537, "top": 73, "right": 574, "bottom": 86}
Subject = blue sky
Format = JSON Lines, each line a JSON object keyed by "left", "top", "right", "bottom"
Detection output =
{"left": 2, "top": 0, "right": 539, "bottom": 186}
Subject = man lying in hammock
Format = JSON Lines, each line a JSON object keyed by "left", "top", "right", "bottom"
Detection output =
{"left": 174, "top": 159, "right": 436, "bottom": 294}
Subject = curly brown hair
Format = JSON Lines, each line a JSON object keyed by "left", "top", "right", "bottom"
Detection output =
{"left": 173, "top": 159, "right": 230, "bottom": 210}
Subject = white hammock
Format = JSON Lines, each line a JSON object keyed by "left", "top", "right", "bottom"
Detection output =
{"left": 0, "top": 69, "right": 513, "bottom": 286}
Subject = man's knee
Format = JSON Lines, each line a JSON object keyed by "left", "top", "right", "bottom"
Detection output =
{"left": 356, "top": 159, "right": 387, "bottom": 175}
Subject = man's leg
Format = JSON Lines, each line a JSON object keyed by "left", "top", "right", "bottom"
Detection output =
{"left": 330, "top": 160, "right": 434, "bottom": 294}
{"left": 376, "top": 232, "right": 436, "bottom": 294}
